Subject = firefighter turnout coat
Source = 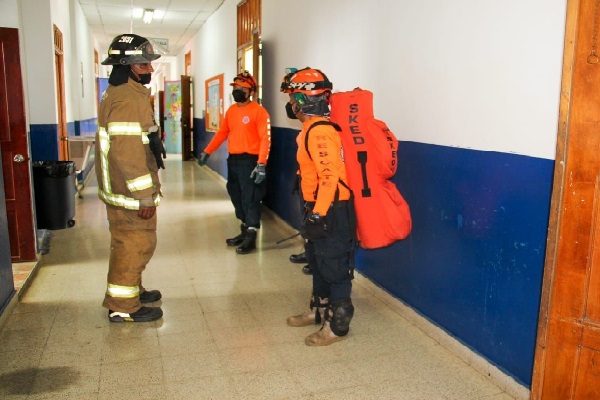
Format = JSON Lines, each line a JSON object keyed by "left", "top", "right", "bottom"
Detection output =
{"left": 95, "top": 78, "right": 161, "bottom": 210}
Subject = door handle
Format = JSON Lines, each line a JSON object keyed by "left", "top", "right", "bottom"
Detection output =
{"left": 14, "top": 154, "right": 27, "bottom": 163}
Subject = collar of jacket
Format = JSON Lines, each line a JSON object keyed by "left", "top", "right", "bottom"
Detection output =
{"left": 126, "top": 77, "right": 151, "bottom": 95}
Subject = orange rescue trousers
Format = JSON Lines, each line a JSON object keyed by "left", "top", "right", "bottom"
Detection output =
{"left": 102, "top": 207, "right": 157, "bottom": 313}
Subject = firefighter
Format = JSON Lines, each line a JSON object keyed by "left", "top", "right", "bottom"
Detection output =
{"left": 281, "top": 67, "right": 357, "bottom": 346}
{"left": 95, "top": 33, "right": 166, "bottom": 323}
{"left": 197, "top": 71, "right": 271, "bottom": 254}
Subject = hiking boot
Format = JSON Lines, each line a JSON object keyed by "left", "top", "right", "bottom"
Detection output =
{"left": 108, "top": 306, "right": 163, "bottom": 323}
{"left": 236, "top": 228, "right": 257, "bottom": 254}
{"left": 305, "top": 320, "right": 347, "bottom": 346}
{"left": 139, "top": 289, "right": 162, "bottom": 303}
{"left": 289, "top": 252, "right": 307, "bottom": 264}
{"left": 287, "top": 297, "right": 328, "bottom": 327}
{"left": 226, "top": 224, "right": 247, "bottom": 246}
{"left": 302, "top": 265, "right": 313, "bottom": 275}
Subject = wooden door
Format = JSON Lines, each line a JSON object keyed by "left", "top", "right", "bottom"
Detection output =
{"left": 54, "top": 25, "right": 68, "bottom": 160}
{"left": 158, "top": 90, "right": 165, "bottom": 136}
{"left": 0, "top": 28, "right": 36, "bottom": 262}
{"left": 181, "top": 75, "right": 192, "bottom": 160}
{"left": 252, "top": 31, "right": 261, "bottom": 103}
{"left": 531, "top": 0, "right": 600, "bottom": 398}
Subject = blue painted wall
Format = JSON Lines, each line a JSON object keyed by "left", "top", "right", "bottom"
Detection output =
{"left": 30, "top": 119, "right": 98, "bottom": 162}
{"left": 194, "top": 117, "right": 229, "bottom": 177}
{"left": 196, "top": 122, "right": 551, "bottom": 386}
{"left": 29, "top": 124, "right": 59, "bottom": 161}
{"left": 72, "top": 118, "right": 98, "bottom": 137}
{"left": 363, "top": 142, "right": 552, "bottom": 386}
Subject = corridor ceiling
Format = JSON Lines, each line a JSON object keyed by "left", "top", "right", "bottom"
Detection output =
{"left": 78, "top": 0, "right": 225, "bottom": 58}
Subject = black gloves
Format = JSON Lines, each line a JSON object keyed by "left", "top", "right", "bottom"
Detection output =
{"left": 197, "top": 152, "right": 210, "bottom": 166}
{"left": 148, "top": 127, "right": 166, "bottom": 169}
{"left": 250, "top": 163, "right": 266, "bottom": 184}
{"left": 301, "top": 213, "right": 328, "bottom": 241}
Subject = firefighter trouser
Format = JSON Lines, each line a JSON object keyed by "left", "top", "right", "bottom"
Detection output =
{"left": 226, "top": 153, "right": 266, "bottom": 229}
{"left": 102, "top": 207, "right": 157, "bottom": 313}
{"left": 304, "top": 200, "right": 355, "bottom": 303}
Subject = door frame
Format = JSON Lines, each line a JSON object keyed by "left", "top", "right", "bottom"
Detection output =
{"left": 531, "top": 0, "right": 600, "bottom": 397}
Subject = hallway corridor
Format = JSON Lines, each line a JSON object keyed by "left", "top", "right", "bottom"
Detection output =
{"left": 0, "top": 156, "right": 519, "bottom": 399}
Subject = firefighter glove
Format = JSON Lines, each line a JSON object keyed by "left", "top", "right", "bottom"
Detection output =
{"left": 301, "top": 213, "right": 328, "bottom": 241}
{"left": 148, "top": 128, "right": 166, "bottom": 169}
{"left": 250, "top": 163, "right": 266, "bottom": 184}
{"left": 197, "top": 152, "right": 210, "bottom": 166}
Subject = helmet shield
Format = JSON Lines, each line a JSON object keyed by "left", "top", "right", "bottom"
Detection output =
{"left": 101, "top": 34, "right": 161, "bottom": 66}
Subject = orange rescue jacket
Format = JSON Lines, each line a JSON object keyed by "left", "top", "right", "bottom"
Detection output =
{"left": 296, "top": 116, "right": 351, "bottom": 216}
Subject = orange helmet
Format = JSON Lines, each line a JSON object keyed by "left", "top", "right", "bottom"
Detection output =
{"left": 280, "top": 67, "right": 332, "bottom": 96}
{"left": 230, "top": 70, "right": 257, "bottom": 91}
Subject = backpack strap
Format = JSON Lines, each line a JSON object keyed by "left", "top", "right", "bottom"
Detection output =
{"left": 304, "top": 121, "right": 341, "bottom": 160}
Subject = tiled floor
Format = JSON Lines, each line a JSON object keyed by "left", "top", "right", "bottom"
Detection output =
{"left": 11, "top": 261, "right": 37, "bottom": 293}
{"left": 0, "top": 156, "right": 522, "bottom": 399}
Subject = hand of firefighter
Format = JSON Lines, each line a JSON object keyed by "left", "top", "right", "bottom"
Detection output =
{"left": 301, "top": 213, "right": 328, "bottom": 242}
{"left": 250, "top": 163, "right": 266, "bottom": 184}
{"left": 138, "top": 197, "right": 156, "bottom": 219}
{"left": 197, "top": 152, "right": 210, "bottom": 166}
{"left": 148, "top": 126, "right": 166, "bottom": 169}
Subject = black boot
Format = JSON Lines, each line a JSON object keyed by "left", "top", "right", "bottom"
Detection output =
{"left": 236, "top": 228, "right": 257, "bottom": 254}
{"left": 226, "top": 224, "right": 247, "bottom": 246}
{"left": 289, "top": 251, "right": 307, "bottom": 264}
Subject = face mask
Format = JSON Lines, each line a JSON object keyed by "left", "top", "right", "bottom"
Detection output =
{"left": 139, "top": 73, "right": 152, "bottom": 85}
{"left": 232, "top": 89, "right": 248, "bottom": 103}
{"left": 285, "top": 102, "right": 298, "bottom": 119}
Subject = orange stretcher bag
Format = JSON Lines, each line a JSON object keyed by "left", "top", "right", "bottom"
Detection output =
{"left": 329, "top": 88, "right": 412, "bottom": 249}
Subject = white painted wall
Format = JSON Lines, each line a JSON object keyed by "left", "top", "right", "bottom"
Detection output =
{"left": 70, "top": 0, "right": 97, "bottom": 120}
{"left": 0, "top": 0, "right": 19, "bottom": 28}
{"left": 180, "top": 0, "right": 238, "bottom": 121}
{"left": 18, "top": 0, "right": 97, "bottom": 125}
{"left": 19, "top": 0, "right": 56, "bottom": 124}
{"left": 182, "top": 0, "right": 566, "bottom": 160}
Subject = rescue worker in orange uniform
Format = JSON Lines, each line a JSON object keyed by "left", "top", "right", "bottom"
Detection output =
{"left": 197, "top": 71, "right": 271, "bottom": 254}
{"left": 95, "top": 34, "right": 165, "bottom": 323}
{"left": 281, "top": 67, "right": 357, "bottom": 346}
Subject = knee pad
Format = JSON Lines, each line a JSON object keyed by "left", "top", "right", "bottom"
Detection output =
{"left": 328, "top": 299, "right": 354, "bottom": 337}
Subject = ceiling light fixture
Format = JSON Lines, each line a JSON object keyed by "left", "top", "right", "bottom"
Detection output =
{"left": 143, "top": 9, "right": 154, "bottom": 24}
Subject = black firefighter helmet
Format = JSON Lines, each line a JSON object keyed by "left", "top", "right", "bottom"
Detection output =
{"left": 101, "top": 34, "right": 161, "bottom": 66}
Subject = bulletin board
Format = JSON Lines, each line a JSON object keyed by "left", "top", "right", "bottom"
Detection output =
{"left": 205, "top": 74, "right": 224, "bottom": 132}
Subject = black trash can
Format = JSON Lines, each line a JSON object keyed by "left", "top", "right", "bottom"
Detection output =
{"left": 32, "top": 161, "right": 76, "bottom": 230}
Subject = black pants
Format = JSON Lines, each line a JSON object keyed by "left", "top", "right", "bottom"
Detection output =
{"left": 304, "top": 200, "right": 355, "bottom": 303}
{"left": 226, "top": 153, "right": 266, "bottom": 229}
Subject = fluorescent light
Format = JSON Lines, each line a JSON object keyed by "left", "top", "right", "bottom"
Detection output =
{"left": 143, "top": 9, "right": 154, "bottom": 24}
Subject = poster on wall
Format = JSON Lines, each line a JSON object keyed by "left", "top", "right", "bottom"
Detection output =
{"left": 205, "top": 74, "right": 224, "bottom": 132}
{"left": 164, "top": 80, "right": 182, "bottom": 154}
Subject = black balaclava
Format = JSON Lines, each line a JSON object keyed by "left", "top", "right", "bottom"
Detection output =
{"left": 108, "top": 65, "right": 131, "bottom": 86}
